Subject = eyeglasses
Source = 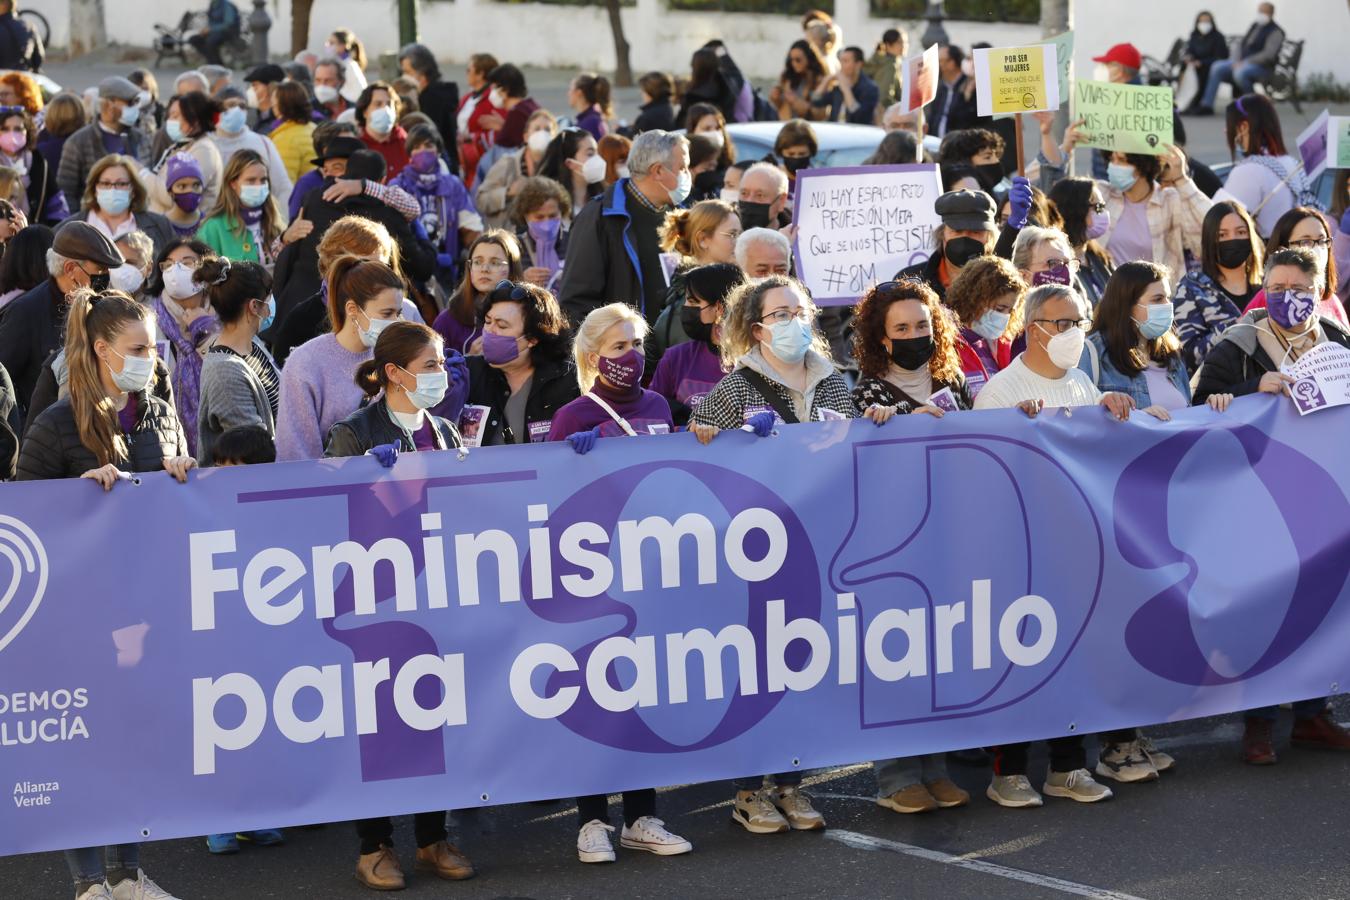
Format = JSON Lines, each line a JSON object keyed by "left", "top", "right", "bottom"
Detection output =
{"left": 97, "top": 180, "right": 133, "bottom": 190}
{"left": 1287, "top": 238, "right": 1331, "bottom": 251}
{"left": 158, "top": 257, "right": 200, "bottom": 272}
{"left": 1033, "top": 318, "right": 1089, "bottom": 334}
{"left": 490, "top": 280, "right": 529, "bottom": 302}
{"left": 1041, "top": 258, "right": 1081, "bottom": 273}
{"left": 471, "top": 259, "right": 511, "bottom": 272}
{"left": 759, "top": 308, "right": 812, "bottom": 325}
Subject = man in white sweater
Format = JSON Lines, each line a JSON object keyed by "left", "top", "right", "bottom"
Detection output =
{"left": 975, "top": 283, "right": 1135, "bottom": 419}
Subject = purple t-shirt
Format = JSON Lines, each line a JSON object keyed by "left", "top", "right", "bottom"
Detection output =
{"left": 649, "top": 340, "right": 724, "bottom": 418}
{"left": 546, "top": 381, "right": 673, "bottom": 441}
{"left": 117, "top": 394, "right": 138, "bottom": 434}
{"left": 412, "top": 418, "right": 438, "bottom": 451}
{"left": 100, "top": 127, "right": 129, "bottom": 157}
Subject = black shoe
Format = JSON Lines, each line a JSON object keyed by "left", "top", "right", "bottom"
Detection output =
{"left": 949, "top": 748, "right": 991, "bottom": 767}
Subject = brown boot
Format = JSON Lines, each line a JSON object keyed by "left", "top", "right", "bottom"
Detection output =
{"left": 414, "top": 840, "right": 476, "bottom": 881}
{"left": 1242, "top": 717, "right": 1277, "bottom": 765}
{"left": 1291, "top": 711, "right": 1350, "bottom": 750}
{"left": 355, "top": 846, "right": 406, "bottom": 891}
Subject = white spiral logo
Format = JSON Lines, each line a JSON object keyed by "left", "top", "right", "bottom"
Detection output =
{"left": 0, "top": 515, "right": 48, "bottom": 654}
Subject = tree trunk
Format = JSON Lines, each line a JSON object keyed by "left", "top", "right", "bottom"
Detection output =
{"left": 399, "top": 0, "right": 419, "bottom": 45}
{"left": 68, "top": 0, "right": 107, "bottom": 57}
{"left": 291, "top": 0, "right": 315, "bottom": 57}
{"left": 604, "top": 0, "right": 633, "bottom": 88}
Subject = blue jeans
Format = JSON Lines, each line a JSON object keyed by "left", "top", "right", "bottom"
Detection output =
{"left": 65, "top": 844, "right": 139, "bottom": 888}
{"left": 1201, "top": 59, "right": 1273, "bottom": 108}
{"left": 1249, "top": 697, "right": 1327, "bottom": 721}
{"left": 734, "top": 771, "right": 803, "bottom": 791}
{"left": 874, "top": 753, "right": 949, "bottom": 796}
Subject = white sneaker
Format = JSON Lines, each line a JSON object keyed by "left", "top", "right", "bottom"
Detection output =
{"left": 75, "top": 885, "right": 114, "bottom": 900}
{"left": 620, "top": 816, "right": 693, "bottom": 856}
{"left": 109, "top": 871, "right": 178, "bottom": 900}
{"left": 1043, "top": 768, "right": 1114, "bottom": 803}
{"left": 1095, "top": 740, "right": 1158, "bottom": 783}
{"left": 577, "top": 819, "right": 616, "bottom": 863}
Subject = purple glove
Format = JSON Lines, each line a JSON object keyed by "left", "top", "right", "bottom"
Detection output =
{"left": 366, "top": 443, "right": 399, "bottom": 468}
{"left": 1007, "top": 175, "right": 1033, "bottom": 230}
{"left": 435, "top": 252, "right": 456, "bottom": 269}
{"left": 746, "top": 410, "right": 777, "bottom": 437}
{"left": 1340, "top": 208, "right": 1350, "bottom": 236}
{"left": 566, "top": 425, "right": 602, "bottom": 454}
{"left": 445, "top": 349, "right": 467, "bottom": 391}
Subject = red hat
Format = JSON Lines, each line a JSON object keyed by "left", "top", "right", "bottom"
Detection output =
{"left": 1093, "top": 43, "right": 1142, "bottom": 70}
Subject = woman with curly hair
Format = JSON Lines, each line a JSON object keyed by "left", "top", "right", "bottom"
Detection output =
{"left": 943, "top": 254, "right": 1027, "bottom": 399}
{"left": 852, "top": 278, "right": 973, "bottom": 418}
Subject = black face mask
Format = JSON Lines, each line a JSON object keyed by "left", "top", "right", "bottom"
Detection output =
{"left": 889, "top": 334, "right": 935, "bottom": 371}
{"left": 782, "top": 155, "right": 812, "bottom": 174}
{"left": 680, "top": 303, "right": 715, "bottom": 344}
{"left": 1217, "top": 238, "right": 1253, "bottom": 270}
{"left": 87, "top": 270, "right": 111, "bottom": 292}
{"left": 944, "top": 236, "right": 986, "bottom": 268}
{"left": 974, "top": 163, "right": 1005, "bottom": 192}
{"left": 738, "top": 200, "right": 773, "bottom": 231}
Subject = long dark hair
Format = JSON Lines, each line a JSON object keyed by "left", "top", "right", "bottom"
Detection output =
{"left": 196, "top": 256, "right": 273, "bottom": 325}
{"left": 1265, "top": 206, "right": 1338, "bottom": 301}
{"left": 1047, "top": 176, "right": 1110, "bottom": 268}
{"left": 1092, "top": 261, "right": 1182, "bottom": 378}
{"left": 0, "top": 224, "right": 53, "bottom": 294}
{"left": 1199, "top": 201, "right": 1263, "bottom": 287}
{"left": 1226, "top": 93, "right": 1287, "bottom": 159}
{"left": 538, "top": 128, "right": 596, "bottom": 195}
{"left": 781, "top": 40, "right": 827, "bottom": 90}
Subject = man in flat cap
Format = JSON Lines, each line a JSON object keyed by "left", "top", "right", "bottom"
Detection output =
{"left": 895, "top": 188, "right": 998, "bottom": 300}
{"left": 0, "top": 221, "right": 123, "bottom": 424}
{"left": 244, "top": 64, "right": 288, "bottom": 134}
{"left": 56, "top": 76, "right": 148, "bottom": 212}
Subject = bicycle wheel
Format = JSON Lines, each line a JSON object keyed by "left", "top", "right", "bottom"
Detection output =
{"left": 18, "top": 9, "right": 49, "bottom": 47}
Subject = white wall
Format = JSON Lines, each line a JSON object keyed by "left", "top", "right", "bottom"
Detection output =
{"left": 46, "top": 0, "right": 1348, "bottom": 87}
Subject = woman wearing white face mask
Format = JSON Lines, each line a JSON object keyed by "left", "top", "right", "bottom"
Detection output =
{"left": 356, "top": 83, "right": 410, "bottom": 179}
{"left": 538, "top": 128, "right": 603, "bottom": 216}
{"left": 207, "top": 88, "right": 295, "bottom": 208}
{"left": 275, "top": 256, "right": 404, "bottom": 460}
{"left": 196, "top": 256, "right": 281, "bottom": 466}
{"left": 323, "top": 28, "right": 370, "bottom": 105}
{"left": 64, "top": 155, "right": 174, "bottom": 258}
{"left": 110, "top": 230, "right": 154, "bottom": 300}
{"left": 148, "top": 239, "right": 218, "bottom": 457}
{"left": 686, "top": 102, "right": 737, "bottom": 171}
{"left": 477, "top": 108, "right": 557, "bottom": 229}
{"left": 146, "top": 92, "right": 224, "bottom": 218}
{"left": 477, "top": 63, "right": 541, "bottom": 151}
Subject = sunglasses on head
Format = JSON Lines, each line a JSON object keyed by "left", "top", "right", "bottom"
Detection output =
{"left": 491, "top": 280, "right": 529, "bottom": 302}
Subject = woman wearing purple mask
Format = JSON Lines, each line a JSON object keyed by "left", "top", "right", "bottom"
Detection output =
{"left": 509, "top": 176, "right": 572, "bottom": 292}
{"left": 1048, "top": 176, "right": 1114, "bottom": 307}
{"left": 1012, "top": 225, "right": 1087, "bottom": 299}
{"left": 390, "top": 123, "right": 483, "bottom": 287}
{"left": 461, "top": 280, "right": 577, "bottom": 445}
{"left": 161, "top": 152, "right": 207, "bottom": 238}
{"left": 1194, "top": 248, "right": 1350, "bottom": 409}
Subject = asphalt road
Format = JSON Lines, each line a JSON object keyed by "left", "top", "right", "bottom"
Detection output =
{"left": 5, "top": 700, "right": 1349, "bottom": 899}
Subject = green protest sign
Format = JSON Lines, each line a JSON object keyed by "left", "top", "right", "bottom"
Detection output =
{"left": 1074, "top": 80, "right": 1174, "bottom": 156}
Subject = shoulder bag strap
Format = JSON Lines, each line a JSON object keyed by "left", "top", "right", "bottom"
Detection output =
{"left": 739, "top": 368, "right": 800, "bottom": 424}
{"left": 586, "top": 391, "right": 638, "bottom": 436}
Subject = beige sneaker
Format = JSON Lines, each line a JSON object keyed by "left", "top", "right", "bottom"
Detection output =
{"left": 1043, "top": 768, "right": 1114, "bottom": 803}
{"left": 414, "top": 840, "right": 475, "bottom": 880}
{"left": 732, "top": 789, "right": 790, "bottom": 834}
{"left": 924, "top": 778, "right": 971, "bottom": 808}
{"left": 877, "top": 783, "right": 938, "bottom": 814}
{"left": 773, "top": 785, "right": 825, "bottom": 830}
{"left": 355, "top": 846, "right": 406, "bottom": 891}
{"left": 1137, "top": 734, "right": 1176, "bottom": 772}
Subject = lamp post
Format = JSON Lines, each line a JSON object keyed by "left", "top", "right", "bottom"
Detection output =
{"left": 249, "top": 0, "right": 271, "bottom": 66}
{"left": 921, "top": 1, "right": 949, "bottom": 48}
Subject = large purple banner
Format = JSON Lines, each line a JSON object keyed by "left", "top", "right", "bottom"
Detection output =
{"left": 1, "top": 397, "right": 1346, "bottom": 856}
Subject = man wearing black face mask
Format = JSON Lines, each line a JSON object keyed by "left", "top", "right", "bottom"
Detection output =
{"left": 895, "top": 190, "right": 997, "bottom": 301}
{"left": 0, "top": 221, "right": 125, "bottom": 425}
{"left": 737, "top": 162, "right": 791, "bottom": 231}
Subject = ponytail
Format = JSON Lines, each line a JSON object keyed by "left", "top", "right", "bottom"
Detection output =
{"left": 327, "top": 254, "right": 404, "bottom": 333}
{"left": 576, "top": 72, "right": 614, "bottom": 120}
{"left": 353, "top": 321, "right": 440, "bottom": 397}
{"left": 197, "top": 256, "right": 272, "bottom": 325}
{"left": 65, "top": 289, "right": 152, "bottom": 466}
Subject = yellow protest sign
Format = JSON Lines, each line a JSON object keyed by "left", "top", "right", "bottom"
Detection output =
{"left": 973, "top": 44, "right": 1060, "bottom": 117}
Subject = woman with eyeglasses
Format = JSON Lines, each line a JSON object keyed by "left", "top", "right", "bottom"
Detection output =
{"left": 275, "top": 256, "right": 405, "bottom": 461}
{"left": 461, "top": 280, "right": 577, "bottom": 446}
{"left": 1242, "top": 207, "right": 1347, "bottom": 327}
{"left": 944, "top": 255, "right": 1026, "bottom": 399}
{"left": 650, "top": 263, "right": 743, "bottom": 425}
{"left": 65, "top": 154, "right": 174, "bottom": 258}
{"left": 648, "top": 198, "right": 741, "bottom": 365}
{"left": 690, "top": 275, "right": 889, "bottom": 833}
{"left": 1047, "top": 176, "right": 1114, "bottom": 307}
{"left": 17, "top": 291, "right": 191, "bottom": 900}
{"left": 433, "top": 230, "right": 524, "bottom": 355}
{"left": 1172, "top": 201, "right": 1265, "bottom": 372}
{"left": 146, "top": 237, "right": 217, "bottom": 457}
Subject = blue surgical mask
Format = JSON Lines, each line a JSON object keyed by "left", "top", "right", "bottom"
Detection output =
{"left": 399, "top": 367, "right": 449, "bottom": 410}
{"left": 764, "top": 317, "right": 812, "bottom": 364}
{"left": 1137, "top": 303, "right": 1175, "bottom": 339}
{"left": 239, "top": 183, "right": 270, "bottom": 208}
{"left": 367, "top": 105, "right": 396, "bottom": 135}
{"left": 356, "top": 309, "right": 396, "bottom": 348}
{"left": 972, "top": 309, "right": 1011, "bottom": 342}
{"left": 1107, "top": 163, "right": 1138, "bottom": 193}
{"left": 219, "top": 106, "right": 247, "bottom": 134}
{"left": 118, "top": 103, "right": 141, "bottom": 127}
{"left": 257, "top": 294, "right": 276, "bottom": 332}
{"left": 669, "top": 170, "right": 693, "bottom": 206}
{"left": 97, "top": 188, "right": 132, "bottom": 215}
{"left": 166, "top": 119, "right": 185, "bottom": 143}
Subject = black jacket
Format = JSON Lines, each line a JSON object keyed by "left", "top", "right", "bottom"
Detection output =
{"left": 275, "top": 183, "right": 438, "bottom": 324}
{"left": 897, "top": 252, "right": 948, "bottom": 301}
{"left": 629, "top": 99, "right": 678, "bottom": 136}
{"left": 1185, "top": 27, "right": 1229, "bottom": 65}
{"left": 0, "top": 278, "right": 65, "bottom": 422}
{"left": 0, "top": 11, "right": 41, "bottom": 72}
{"left": 1194, "top": 311, "right": 1350, "bottom": 404}
{"left": 26, "top": 149, "right": 63, "bottom": 226}
{"left": 24, "top": 348, "right": 175, "bottom": 439}
{"left": 324, "top": 399, "right": 462, "bottom": 458}
{"left": 926, "top": 76, "right": 980, "bottom": 137}
{"left": 418, "top": 80, "right": 461, "bottom": 175}
{"left": 464, "top": 354, "right": 579, "bottom": 446}
{"left": 0, "top": 361, "right": 15, "bottom": 480}
{"left": 675, "top": 76, "right": 741, "bottom": 130}
{"left": 16, "top": 392, "right": 187, "bottom": 481}
{"left": 557, "top": 180, "right": 649, "bottom": 329}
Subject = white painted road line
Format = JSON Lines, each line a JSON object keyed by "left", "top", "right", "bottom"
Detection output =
{"left": 826, "top": 829, "right": 1151, "bottom": 900}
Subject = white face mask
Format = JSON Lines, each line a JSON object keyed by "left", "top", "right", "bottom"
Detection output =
{"left": 1197, "top": 20, "right": 1213, "bottom": 34}
{"left": 245, "top": 85, "right": 260, "bottom": 109}
{"left": 367, "top": 105, "right": 396, "bottom": 135}
{"left": 527, "top": 129, "right": 552, "bottom": 155}
{"left": 399, "top": 368, "right": 449, "bottom": 410}
{"left": 314, "top": 84, "right": 339, "bottom": 105}
{"left": 617, "top": 164, "right": 630, "bottom": 180}
{"left": 489, "top": 87, "right": 506, "bottom": 108}
{"left": 699, "top": 129, "right": 725, "bottom": 150}
{"left": 720, "top": 187, "right": 740, "bottom": 204}
{"left": 107, "top": 347, "right": 155, "bottom": 394}
{"left": 355, "top": 308, "right": 396, "bottom": 348}
{"left": 1255, "top": 12, "right": 1271, "bottom": 25}
{"left": 162, "top": 262, "right": 199, "bottom": 301}
{"left": 109, "top": 263, "right": 144, "bottom": 295}
{"left": 580, "top": 154, "right": 608, "bottom": 184}
{"left": 1039, "top": 322, "right": 1086, "bottom": 369}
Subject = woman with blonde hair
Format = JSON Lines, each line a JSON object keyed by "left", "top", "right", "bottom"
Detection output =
{"left": 64, "top": 154, "right": 175, "bottom": 257}
{"left": 648, "top": 198, "right": 741, "bottom": 361}
{"left": 36, "top": 93, "right": 87, "bottom": 178}
{"left": 199, "top": 150, "right": 307, "bottom": 267}
{"left": 325, "top": 27, "right": 370, "bottom": 104}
